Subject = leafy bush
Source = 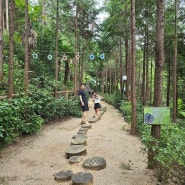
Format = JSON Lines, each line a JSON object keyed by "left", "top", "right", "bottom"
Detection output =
{"left": 0, "top": 100, "right": 20, "bottom": 147}
{"left": 64, "top": 96, "right": 82, "bottom": 117}
{"left": 102, "top": 92, "right": 121, "bottom": 108}
{"left": 119, "top": 100, "right": 132, "bottom": 123}
{"left": 12, "top": 95, "right": 43, "bottom": 135}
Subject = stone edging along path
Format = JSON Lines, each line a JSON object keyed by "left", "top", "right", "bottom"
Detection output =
{"left": 53, "top": 106, "right": 107, "bottom": 184}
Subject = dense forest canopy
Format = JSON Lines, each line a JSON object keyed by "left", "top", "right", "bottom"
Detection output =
{"left": 0, "top": 0, "right": 185, "bottom": 100}
{"left": 0, "top": 0, "right": 185, "bottom": 183}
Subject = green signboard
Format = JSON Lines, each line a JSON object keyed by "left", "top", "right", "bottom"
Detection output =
{"left": 144, "top": 107, "right": 170, "bottom": 125}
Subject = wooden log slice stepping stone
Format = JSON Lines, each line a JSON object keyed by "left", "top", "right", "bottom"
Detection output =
{"left": 100, "top": 107, "right": 107, "bottom": 112}
{"left": 71, "top": 172, "right": 93, "bottom": 185}
{"left": 73, "top": 134, "right": 87, "bottom": 139}
{"left": 81, "top": 124, "right": 92, "bottom": 129}
{"left": 83, "top": 157, "right": 106, "bottom": 170}
{"left": 71, "top": 138, "right": 86, "bottom": 145}
{"left": 66, "top": 145, "right": 87, "bottom": 159}
{"left": 77, "top": 131, "right": 87, "bottom": 135}
{"left": 53, "top": 170, "right": 73, "bottom": 182}
{"left": 79, "top": 128, "right": 88, "bottom": 132}
{"left": 77, "top": 130, "right": 88, "bottom": 134}
{"left": 88, "top": 117, "right": 97, "bottom": 123}
{"left": 69, "top": 156, "right": 83, "bottom": 164}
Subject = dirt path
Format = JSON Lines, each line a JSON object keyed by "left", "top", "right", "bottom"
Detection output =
{"left": 0, "top": 99, "right": 158, "bottom": 185}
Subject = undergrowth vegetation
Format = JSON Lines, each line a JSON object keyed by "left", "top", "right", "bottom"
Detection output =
{"left": 0, "top": 79, "right": 82, "bottom": 148}
{"left": 103, "top": 93, "right": 185, "bottom": 184}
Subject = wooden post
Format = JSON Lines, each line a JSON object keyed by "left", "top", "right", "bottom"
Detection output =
{"left": 66, "top": 90, "right": 69, "bottom": 99}
{"left": 148, "top": 125, "right": 161, "bottom": 169}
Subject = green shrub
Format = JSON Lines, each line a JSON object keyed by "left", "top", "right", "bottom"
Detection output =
{"left": 102, "top": 92, "right": 121, "bottom": 108}
{"left": 119, "top": 100, "right": 132, "bottom": 123}
{"left": 0, "top": 100, "right": 20, "bottom": 147}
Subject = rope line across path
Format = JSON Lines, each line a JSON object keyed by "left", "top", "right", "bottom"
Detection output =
{"left": 0, "top": 99, "right": 158, "bottom": 185}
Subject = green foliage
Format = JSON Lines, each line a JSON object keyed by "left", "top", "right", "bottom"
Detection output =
{"left": 141, "top": 117, "right": 185, "bottom": 180}
{"left": 119, "top": 100, "right": 132, "bottom": 123}
{"left": 0, "top": 101, "right": 20, "bottom": 146}
{"left": 177, "top": 98, "right": 185, "bottom": 119}
{"left": 0, "top": 85, "right": 82, "bottom": 147}
{"left": 102, "top": 92, "right": 121, "bottom": 108}
{"left": 156, "top": 124, "right": 185, "bottom": 168}
{"left": 12, "top": 95, "right": 43, "bottom": 135}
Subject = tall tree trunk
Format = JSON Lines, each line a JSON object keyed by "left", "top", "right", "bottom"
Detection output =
{"left": 74, "top": 4, "right": 78, "bottom": 95}
{"left": 142, "top": 42, "right": 146, "bottom": 105}
{"left": 127, "top": 40, "right": 131, "bottom": 101}
{"left": 119, "top": 38, "right": 123, "bottom": 98}
{"left": 0, "top": 0, "right": 3, "bottom": 80}
{"left": 101, "top": 71, "right": 104, "bottom": 93}
{"left": 81, "top": 47, "right": 84, "bottom": 85}
{"left": 125, "top": 35, "right": 129, "bottom": 100}
{"left": 5, "top": 0, "right": 9, "bottom": 32}
{"left": 24, "top": 0, "right": 29, "bottom": 93}
{"left": 130, "top": 0, "right": 137, "bottom": 135}
{"left": 145, "top": 1, "right": 150, "bottom": 104}
{"left": 173, "top": 0, "right": 178, "bottom": 122}
{"left": 7, "top": 0, "right": 14, "bottom": 98}
{"left": 148, "top": 0, "right": 165, "bottom": 169}
{"left": 145, "top": 26, "right": 149, "bottom": 104}
{"left": 166, "top": 56, "right": 171, "bottom": 106}
{"left": 64, "top": 61, "right": 69, "bottom": 85}
{"left": 106, "top": 67, "right": 108, "bottom": 93}
{"left": 54, "top": 0, "right": 59, "bottom": 97}
{"left": 150, "top": 60, "right": 153, "bottom": 103}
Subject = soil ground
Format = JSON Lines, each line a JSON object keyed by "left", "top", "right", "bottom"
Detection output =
{"left": 0, "top": 99, "right": 159, "bottom": 185}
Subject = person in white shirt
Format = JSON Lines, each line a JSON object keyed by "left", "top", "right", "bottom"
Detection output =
{"left": 93, "top": 92, "right": 103, "bottom": 119}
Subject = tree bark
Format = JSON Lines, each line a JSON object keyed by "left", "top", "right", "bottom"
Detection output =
{"left": 148, "top": 0, "right": 165, "bottom": 169}
{"left": 24, "top": 0, "right": 29, "bottom": 93}
{"left": 5, "top": 0, "right": 9, "bottom": 32}
{"left": 7, "top": 0, "right": 14, "bottom": 99}
{"left": 54, "top": 0, "right": 59, "bottom": 97}
{"left": 130, "top": 0, "right": 137, "bottom": 135}
{"left": 173, "top": 0, "right": 178, "bottom": 122}
{"left": 74, "top": 4, "right": 78, "bottom": 95}
{"left": 119, "top": 38, "right": 123, "bottom": 98}
{"left": 0, "top": 0, "right": 3, "bottom": 80}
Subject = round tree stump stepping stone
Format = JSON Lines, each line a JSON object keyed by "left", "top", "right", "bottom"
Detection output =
{"left": 73, "top": 134, "right": 87, "bottom": 139}
{"left": 77, "top": 131, "right": 87, "bottom": 135}
{"left": 77, "top": 130, "right": 88, "bottom": 134}
{"left": 71, "top": 138, "right": 86, "bottom": 145}
{"left": 53, "top": 170, "right": 73, "bottom": 182}
{"left": 81, "top": 124, "right": 92, "bottom": 129}
{"left": 79, "top": 128, "right": 88, "bottom": 132}
{"left": 69, "top": 156, "right": 83, "bottom": 164}
{"left": 66, "top": 145, "right": 87, "bottom": 159}
{"left": 83, "top": 157, "right": 106, "bottom": 170}
{"left": 88, "top": 117, "right": 97, "bottom": 123}
{"left": 101, "top": 107, "right": 107, "bottom": 112}
{"left": 71, "top": 172, "right": 93, "bottom": 185}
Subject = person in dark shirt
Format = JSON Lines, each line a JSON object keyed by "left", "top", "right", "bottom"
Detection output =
{"left": 78, "top": 84, "right": 89, "bottom": 124}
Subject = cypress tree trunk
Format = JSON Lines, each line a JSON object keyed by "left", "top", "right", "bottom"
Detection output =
{"left": 148, "top": 0, "right": 165, "bottom": 169}
{"left": 173, "top": 0, "right": 178, "bottom": 122}
{"left": 54, "top": 0, "right": 59, "bottom": 97}
{"left": 8, "top": 0, "right": 14, "bottom": 98}
{"left": 130, "top": 0, "right": 137, "bottom": 135}
{"left": 0, "top": 0, "right": 3, "bottom": 80}
{"left": 24, "top": 0, "right": 29, "bottom": 93}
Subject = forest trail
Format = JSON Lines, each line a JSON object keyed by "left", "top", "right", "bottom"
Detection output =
{"left": 0, "top": 99, "right": 159, "bottom": 185}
